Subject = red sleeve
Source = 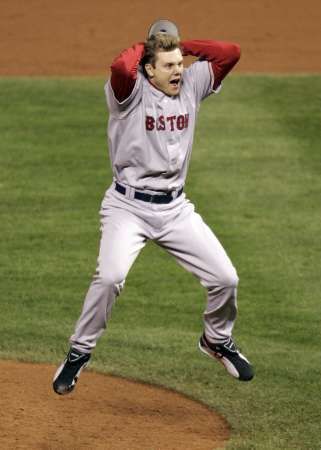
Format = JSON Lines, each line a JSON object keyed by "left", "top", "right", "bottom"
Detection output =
{"left": 110, "top": 43, "right": 145, "bottom": 102}
{"left": 181, "top": 40, "right": 241, "bottom": 90}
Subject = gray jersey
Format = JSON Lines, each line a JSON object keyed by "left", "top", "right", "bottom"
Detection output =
{"left": 105, "top": 61, "right": 219, "bottom": 192}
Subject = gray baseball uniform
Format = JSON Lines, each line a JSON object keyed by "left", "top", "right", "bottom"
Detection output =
{"left": 70, "top": 54, "right": 238, "bottom": 353}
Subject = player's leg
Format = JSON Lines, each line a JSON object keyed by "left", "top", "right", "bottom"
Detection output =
{"left": 70, "top": 208, "right": 147, "bottom": 353}
{"left": 156, "top": 203, "right": 254, "bottom": 381}
{"left": 53, "top": 206, "right": 147, "bottom": 395}
{"left": 157, "top": 204, "right": 238, "bottom": 341}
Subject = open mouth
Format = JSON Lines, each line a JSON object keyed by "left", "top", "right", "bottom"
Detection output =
{"left": 169, "top": 78, "right": 180, "bottom": 87}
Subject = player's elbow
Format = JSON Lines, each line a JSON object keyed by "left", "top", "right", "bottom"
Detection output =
{"left": 110, "top": 59, "right": 127, "bottom": 79}
{"left": 234, "top": 43, "right": 241, "bottom": 61}
{"left": 230, "top": 43, "right": 241, "bottom": 64}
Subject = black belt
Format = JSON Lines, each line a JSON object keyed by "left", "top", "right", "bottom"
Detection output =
{"left": 115, "top": 182, "right": 183, "bottom": 204}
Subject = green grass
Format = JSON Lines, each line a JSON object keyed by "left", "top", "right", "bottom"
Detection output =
{"left": 1, "top": 75, "right": 320, "bottom": 450}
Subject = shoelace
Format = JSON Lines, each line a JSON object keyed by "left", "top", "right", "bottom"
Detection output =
{"left": 68, "top": 351, "right": 88, "bottom": 363}
{"left": 222, "top": 338, "right": 238, "bottom": 353}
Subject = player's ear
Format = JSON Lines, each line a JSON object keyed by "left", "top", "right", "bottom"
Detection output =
{"left": 145, "top": 63, "right": 154, "bottom": 78}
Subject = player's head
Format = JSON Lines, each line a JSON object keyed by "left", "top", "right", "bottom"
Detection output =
{"left": 142, "top": 33, "right": 184, "bottom": 96}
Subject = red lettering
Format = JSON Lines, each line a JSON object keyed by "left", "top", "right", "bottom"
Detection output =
{"left": 146, "top": 114, "right": 189, "bottom": 131}
{"left": 146, "top": 116, "right": 155, "bottom": 130}
{"left": 184, "top": 113, "right": 189, "bottom": 128}
{"left": 177, "top": 115, "right": 185, "bottom": 130}
{"left": 166, "top": 115, "right": 176, "bottom": 131}
{"left": 156, "top": 115, "right": 165, "bottom": 131}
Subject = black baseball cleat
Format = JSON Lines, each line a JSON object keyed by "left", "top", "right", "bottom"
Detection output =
{"left": 53, "top": 348, "right": 91, "bottom": 395}
{"left": 199, "top": 333, "right": 254, "bottom": 381}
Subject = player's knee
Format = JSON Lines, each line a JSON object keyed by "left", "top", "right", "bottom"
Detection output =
{"left": 219, "top": 267, "right": 239, "bottom": 288}
{"left": 211, "top": 266, "right": 238, "bottom": 289}
{"left": 99, "top": 270, "right": 125, "bottom": 290}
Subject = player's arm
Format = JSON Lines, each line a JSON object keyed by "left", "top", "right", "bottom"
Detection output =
{"left": 110, "top": 43, "right": 145, "bottom": 102}
{"left": 181, "top": 40, "right": 241, "bottom": 90}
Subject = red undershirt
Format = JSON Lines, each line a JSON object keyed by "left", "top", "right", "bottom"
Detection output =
{"left": 110, "top": 40, "right": 241, "bottom": 103}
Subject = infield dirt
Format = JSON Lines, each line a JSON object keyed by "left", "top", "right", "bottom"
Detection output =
{"left": 1, "top": 0, "right": 321, "bottom": 75}
{"left": 0, "top": 361, "right": 229, "bottom": 449}
{"left": 1, "top": 0, "right": 320, "bottom": 449}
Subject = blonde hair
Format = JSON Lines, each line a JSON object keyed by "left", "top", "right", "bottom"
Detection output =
{"left": 141, "top": 33, "right": 180, "bottom": 77}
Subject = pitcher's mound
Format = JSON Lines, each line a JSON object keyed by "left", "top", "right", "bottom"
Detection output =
{"left": 0, "top": 360, "right": 229, "bottom": 450}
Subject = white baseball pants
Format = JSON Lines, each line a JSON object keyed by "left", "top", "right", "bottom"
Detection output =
{"left": 70, "top": 183, "right": 238, "bottom": 353}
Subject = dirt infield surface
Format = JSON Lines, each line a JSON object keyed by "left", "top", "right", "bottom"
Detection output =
{"left": 1, "top": 0, "right": 321, "bottom": 75}
{"left": 1, "top": 0, "right": 320, "bottom": 449}
{"left": 0, "top": 361, "right": 229, "bottom": 450}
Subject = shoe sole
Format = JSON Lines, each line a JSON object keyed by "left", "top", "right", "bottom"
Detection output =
{"left": 53, "top": 360, "right": 90, "bottom": 395}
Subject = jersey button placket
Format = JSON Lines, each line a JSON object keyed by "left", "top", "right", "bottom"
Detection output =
{"left": 164, "top": 101, "right": 177, "bottom": 170}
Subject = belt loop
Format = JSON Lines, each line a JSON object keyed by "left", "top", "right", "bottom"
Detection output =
{"left": 171, "top": 186, "right": 182, "bottom": 199}
{"left": 127, "top": 186, "right": 135, "bottom": 200}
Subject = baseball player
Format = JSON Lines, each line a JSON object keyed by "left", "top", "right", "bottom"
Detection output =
{"left": 53, "top": 19, "right": 254, "bottom": 395}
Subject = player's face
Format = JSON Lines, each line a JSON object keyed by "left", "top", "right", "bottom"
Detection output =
{"left": 147, "top": 48, "right": 184, "bottom": 96}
